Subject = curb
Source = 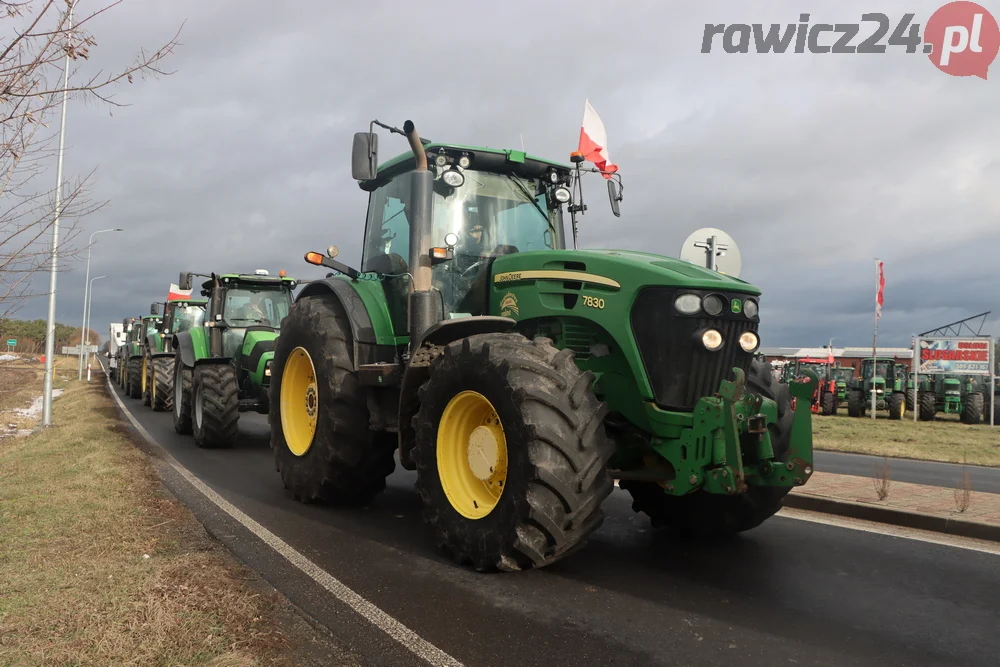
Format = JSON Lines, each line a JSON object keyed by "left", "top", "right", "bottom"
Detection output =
{"left": 783, "top": 492, "right": 1000, "bottom": 543}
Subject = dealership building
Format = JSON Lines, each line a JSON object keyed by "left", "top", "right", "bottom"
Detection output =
{"left": 759, "top": 346, "right": 914, "bottom": 373}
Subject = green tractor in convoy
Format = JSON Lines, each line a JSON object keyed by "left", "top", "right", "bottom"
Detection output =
{"left": 916, "top": 374, "right": 986, "bottom": 424}
{"left": 142, "top": 294, "right": 208, "bottom": 412}
{"left": 264, "top": 118, "right": 818, "bottom": 573}
{"left": 122, "top": 313, "right": 161, "bottom": 400}
{"left": 170, "top": 269, "right": 297, "bottom": 447}
{"left": 830, "top": 365, "right": 854, "bottom": 405}
{"left": 847, "top": 356, "right": 906, "bottom": 419}
{"left": 114, "top": 317, "right": 134, "bottom": 386}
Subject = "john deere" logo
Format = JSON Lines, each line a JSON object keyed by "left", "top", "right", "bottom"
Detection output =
{"left": 500, "top": 292, "right": 519, "bottom": 318}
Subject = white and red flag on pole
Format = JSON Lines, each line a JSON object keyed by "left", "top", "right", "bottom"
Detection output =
{"left": 577, "top": 99, "right": 618, "bottom": 179}
{"left": 875, "top": 260, "right": 885, "bottom": 320}
{"left": 167, "top": 283, "right": 192, "bottom": 301}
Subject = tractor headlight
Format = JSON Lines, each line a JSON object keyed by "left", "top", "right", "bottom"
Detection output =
{"left": 739, "top": 331, "right": 759, "bottom": 352}
{"left": 442, "top": 168, "right": 465, "bottom": 187}
{"left": 701, "top": 329, "right": 724, "bottom": 351}
{"left": 674, "top": 293, "right": 701, "bottom": 315}
{"left": 743, "top": 298, "right": 758, "bottom": 319}
{"left": 553, "top": 186, "right": 571, "bottom": 203}
{"left": 457, "top": 155, "right": 471, "bottom": 169}
{"left": 702, "top": 294, "right": 724, "bottom": 316}
{"left": 434, "top": 153, "right": 448, "bottom": 167}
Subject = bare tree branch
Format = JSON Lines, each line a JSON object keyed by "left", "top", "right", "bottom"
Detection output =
{"left": 0, "top": 0, "right": 182, "bottom": 317}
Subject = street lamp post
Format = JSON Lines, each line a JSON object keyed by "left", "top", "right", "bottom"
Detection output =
{"left": 41, "top": 0, "right": 75, "bottom": 426}
{"left": 84, "top": 275, "right": 107, "bottom": 381}
{"left": 78, "top": 228, "right": 123, "bottom": 379}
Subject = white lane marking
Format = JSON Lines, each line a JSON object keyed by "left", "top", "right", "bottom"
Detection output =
{"left": 104, "top": 371, "right": 464, "bottom": 667}
{"left": 777, "top": 506, "right": 1000, "bottom": 557}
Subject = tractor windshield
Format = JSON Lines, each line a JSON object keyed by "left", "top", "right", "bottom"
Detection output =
{"left": 832, "top": 368, "right": 854, "bottom": 382}
{"left": 144, "top": 319, "right": 160, "bottom": 337}
{"left": 170, "top": 305, "right": 206, "bottom": 333}
{"left": 863, "top": 361, "right": 891, "bottom": 379}
{"left": 224, "top": 286, "right": 291, "bottom": 328}
{"left": 362, "top": 168, "right": 563, "bottom": 331}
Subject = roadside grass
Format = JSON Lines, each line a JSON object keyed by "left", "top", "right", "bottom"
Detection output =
{"left": 814, "top": 412, "right": 1000, "bottom": 467}
{"left": 0, "top": 361, "right": 339, "bottom": 666}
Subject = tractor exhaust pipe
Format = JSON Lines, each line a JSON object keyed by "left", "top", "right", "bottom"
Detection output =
{"left": 404, "top": 120, "right": 439, "bottom": 349}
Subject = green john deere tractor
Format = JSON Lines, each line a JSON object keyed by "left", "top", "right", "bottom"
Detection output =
{"left": 170, "top": 270, "right": 297, "bottom": 446}
{"left": 847, "top": 357, "right": 906, "bottom": 419}
{"left": 143, "top": 296, "right": 208, "bottom": 412}
{"left": 264, "top": 118, "right": 818, "bottom": 573}
{"left": 123, "top": 313, "right": 161, "bottom": 400}
{"left": 916, "top": 374, "right": 985, "bottom": 424}
{"left": 830, "top": 365, "right": 854, "bottom": 405}
{"left": 114, "top": 317, "right": 134, "bottom": 386}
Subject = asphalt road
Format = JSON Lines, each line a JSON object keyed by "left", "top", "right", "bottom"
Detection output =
{"left": 815, "top": 451, "right": 1000, "bottom": 494}
{"left": 101, "top": 363, "right": 1000, "bottom": 667}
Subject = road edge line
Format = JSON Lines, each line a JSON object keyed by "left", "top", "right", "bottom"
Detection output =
{"left": 783, "top": 492, "right": 1000, "bottom": 543}
{"left": 100, "top": 363, "right": 465, "bottom": 667}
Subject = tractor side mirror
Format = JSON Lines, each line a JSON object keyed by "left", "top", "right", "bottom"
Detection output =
{"left": 352, "top": 131, "right": 378, "bottom": 181}
{"left": 608, "top": 180, "right": 622, "bottom": 218}
{"left": 150, "top": 303, "right": 160, "bottom": 315}
{"left": 178, "top": 271, "right": 193, "bottom": 291}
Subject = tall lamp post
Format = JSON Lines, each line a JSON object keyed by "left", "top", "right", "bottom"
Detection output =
{"left": 41, "top": 0, "right": 76, "bottom": 426}
{"left": 84, "top": 275, "right": 107, "bottom": 381}
{"left": 78, "top": 227, "right": 123, "bottom": 379}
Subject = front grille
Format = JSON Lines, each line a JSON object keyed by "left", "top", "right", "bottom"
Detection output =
{"left": 630, "top": 286, "right": 758, "bottom": 412}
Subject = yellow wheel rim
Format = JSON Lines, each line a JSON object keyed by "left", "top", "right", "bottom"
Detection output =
{"left": 280, "top": 347, "right": 318, "bottom": 456}
{"left": 436, "top": 391, "right": 508, "bottom": 520}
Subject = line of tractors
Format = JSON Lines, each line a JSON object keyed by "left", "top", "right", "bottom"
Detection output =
{"left": 776, "top": 356, "right": 999, "bottom": 424}
{"left": 105, "top": 117, "right": 824, "bottom": 573}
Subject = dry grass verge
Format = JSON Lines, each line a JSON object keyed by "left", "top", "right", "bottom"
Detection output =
{"left": 0, "top": 361, "right": 354, "bottom": 666}
{"left": 814, "top": 413, "right": 1000, "bottom": 467}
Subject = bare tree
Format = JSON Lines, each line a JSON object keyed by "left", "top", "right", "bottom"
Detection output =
{"left": 0, "top": 0, "right": 181, "bottom": 318}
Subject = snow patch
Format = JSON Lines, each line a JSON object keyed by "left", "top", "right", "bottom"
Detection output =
{"left": 13, "top": 389, "right": 64, "bottom": 419}
{"left": 0, "top": 354, "right": 17, "bottom": 362}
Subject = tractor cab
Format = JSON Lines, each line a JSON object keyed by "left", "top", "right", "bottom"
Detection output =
{"left": 847, "top": 357, "right": 906, "bottom": 418}
{"left": 199, "top": 274, "right": 294, "bottom": 358}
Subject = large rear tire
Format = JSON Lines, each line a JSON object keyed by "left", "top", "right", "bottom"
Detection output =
{"left": 820, "top": 391, "right": 835, "bottom": 416}
{"left": 411, "top": 333, "right": 615, "bottom": 571}
{"left": 269, "top": 294, "right": 396, "bottom": 505}
{"left": 151, "top": 356, "right": 174, "bottom": 412}
{"left": 961, "top": 392, "right": 983, "bottom": 425}
{"left": 173, "top": 354, "right": 193, "bottom": 435}
{"left": 847, "top": 389, "right": 863, "bottom": 417}
{"left": 127, "top": 358, "right": 142, "bottom": 399}
{"left": 919, "top": 392, "right": 937, "bottom": 421}
{"left": 141, "top": 352, "right": 152, "bottom": 407}
{"left": 192, "top": 364, "right": 240, "bottom": 448}
{"left": 887, "top": 391, "right": 904, "bottom": 420}
{"left": 620, "top": 359, "right": 795, "bottom": 538}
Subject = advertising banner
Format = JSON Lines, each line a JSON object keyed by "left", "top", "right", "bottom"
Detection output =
{"left": 918, "top": 338, "right": 991, "bottom": 375}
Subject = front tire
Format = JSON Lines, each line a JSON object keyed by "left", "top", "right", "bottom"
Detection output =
{"left": 151, "top": 356, "right": 174, "bottom": 412}
{"left": 141, "top": 353, "right": 152, "bottom": 407}
{"left": 821, "top": 391, "right": 835, "bottom": 416}
{"left": 961, "top": 392, "right": 984, "bottom": 425}
{"left": 192, "top": 364, "right": 240, "bottom": 448}
{"left": 620, "top": 359, "right": 795, "bottom": 538}
{"left": 887, "top": 391, "right": 904, "bottom": 420}
{"left": 847, "top": 389, "right": 863, "bottom": 417}
{"left": 411, "top": 333, "right": 615, "bottom": 571}
{"left": 919, "top": 392, "right": 936, "bottom": 421}
{"left": 173, "top": 354, "right": 193, "bottom": 435}
{"left": 269, "top": 294, "right": 396, "bottom": 505}
{"left": 127, "top": 358, "right": 142, "bottom": 399}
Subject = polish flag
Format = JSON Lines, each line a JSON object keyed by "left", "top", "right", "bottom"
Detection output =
{"left": 167, "top": 283, "right": 192, "bottom": 301}
{"left": 875, "top": 260, "right": 885, "bottom": 320}
{"left": 577, "top": 99, "right": 618, "bottom": 178}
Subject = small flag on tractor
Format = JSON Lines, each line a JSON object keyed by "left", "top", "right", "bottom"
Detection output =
{"left": 167, "top": 283, "right": 192, "bottom": 301}
{"left": 875, "top": 260, "right": 885, "bottom": 320}
{"left": 577, "top": 99, "right": 618, "bottom": 178}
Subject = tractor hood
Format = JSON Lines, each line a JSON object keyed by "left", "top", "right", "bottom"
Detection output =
{"left": 490, "top": 249, "right": 762, "bottom": 295}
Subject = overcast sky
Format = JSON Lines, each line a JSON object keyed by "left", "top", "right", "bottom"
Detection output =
{"left": 13, "top": 0, "right": 1000, "bottom": 348}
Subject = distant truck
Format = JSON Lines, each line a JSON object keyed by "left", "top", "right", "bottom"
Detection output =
{"left": 107, "top": 322, "right": 125, "bottom": 372}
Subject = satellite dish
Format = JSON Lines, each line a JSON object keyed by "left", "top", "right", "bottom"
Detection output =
{"left": 679, "top": 227, "right": 742, "bottom": 278}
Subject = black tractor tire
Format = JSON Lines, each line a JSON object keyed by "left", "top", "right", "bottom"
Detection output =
{"left": 151, "top": 356, "right": 174, "bottom": 412}
{"left": 141, "top": 353, "right": 153, "bottom": 407}
{"left": 847, "top": 389, "right": 863, "bottom": 417}
{"left": 127, "top": 357, "right": 142, "bottom": 399}
{"left": 961, "top": 392, "right": 984, "bottom": 425}
{"left": 989, "top": 396, "right": 1000, "bottom": 425}
{"left": 192, "top": 364, "right": 240, "bottom": 448}
{"left": 821, "top": 391, "right": 835, "bottom": 416}
{"left": 919, "top": 392, "right": 937, "bottom": 421}
{"left": 173, "top": 355, "right": 194, "bottom": 435}
{"left": 620, "top": 358, "right": 795, "bottom": 539}
{"left": 908, "top": 389, "right": 918, "bottom": 413}
{"left": 269, "top": 293, "right": 396, "bottom": 506}
{"left": 887, "top": 391, "right": 904, "bottom": 420}
{"left": 411, "top": 333, "right": 615, "bottom": 571}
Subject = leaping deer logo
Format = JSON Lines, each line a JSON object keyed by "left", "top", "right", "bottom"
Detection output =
{"left": 500, "top": 292, "right": 519, "bottom": 318}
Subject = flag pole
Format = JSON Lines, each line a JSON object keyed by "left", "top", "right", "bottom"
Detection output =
{"left": 871, "top": 258, "right": 880, "bottom": 420}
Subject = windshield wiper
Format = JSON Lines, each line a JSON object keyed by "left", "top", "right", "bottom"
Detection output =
{"left": 506, "top": 174, "right": 550, "bottom": 223}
